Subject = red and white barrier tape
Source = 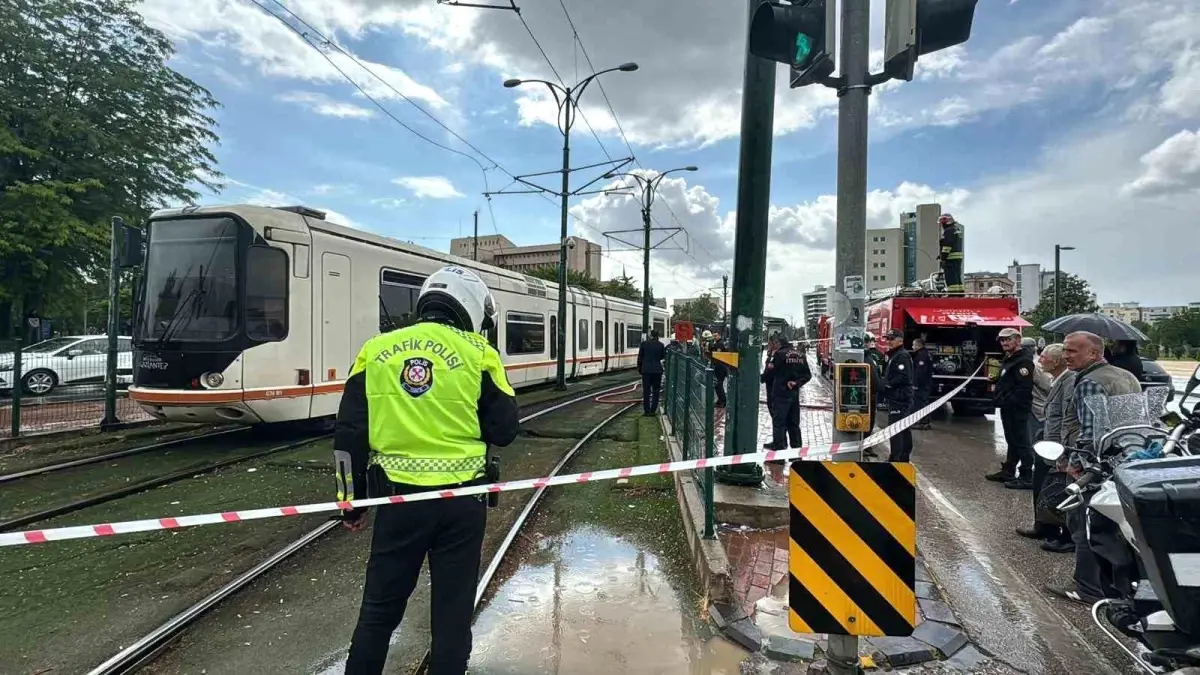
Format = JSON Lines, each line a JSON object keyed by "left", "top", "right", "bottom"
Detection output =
{"left": 0, "top": 362, "right": 985, "bottom": 548}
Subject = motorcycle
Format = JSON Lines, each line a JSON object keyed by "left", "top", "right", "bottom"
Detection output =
{"left": 1035, "top": 363, "right": 1200, "bottom": 674}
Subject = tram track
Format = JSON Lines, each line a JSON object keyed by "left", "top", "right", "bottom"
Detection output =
{"left": 84, "top": 379, "right": 640, "bottom": 675}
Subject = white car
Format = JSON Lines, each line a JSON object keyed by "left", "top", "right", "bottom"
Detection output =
{"left": 0, "top": 335, "right": 133, "bottom": 396}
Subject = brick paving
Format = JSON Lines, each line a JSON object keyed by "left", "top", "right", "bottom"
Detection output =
{"left": 720, "top": 525, "right": 791, "bottom": 619}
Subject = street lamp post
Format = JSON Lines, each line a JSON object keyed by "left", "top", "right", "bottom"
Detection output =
{"left": 1053, "top": 244, "right": 1075, "bottom": 321}
{"left": 504, "top": 63, "right": 639, "bottom": 390}
{"left": 603, "top": 166, "right": 698, "bottom": 338}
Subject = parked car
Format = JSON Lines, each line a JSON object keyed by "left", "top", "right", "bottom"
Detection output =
{"left": 0, "top": 335, "right": 133, "bottom": 396}
{"left": 1140, "top": 357, "right": 1176, "bottom": 402}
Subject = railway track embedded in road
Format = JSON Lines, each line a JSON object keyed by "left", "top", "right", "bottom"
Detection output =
{"left": 84, "top": 378, "right": 639, "bottom": 675}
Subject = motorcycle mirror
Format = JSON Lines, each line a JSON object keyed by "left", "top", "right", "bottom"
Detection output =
{"left": 1035, "top": 440, "right": 1065, "bottom": 461}
{"left": 1185, "top": 364, "right": 1200, "bottom": 403}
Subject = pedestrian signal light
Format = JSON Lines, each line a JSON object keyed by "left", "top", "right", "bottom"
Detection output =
{"left": 835, "top": 363, "right": 873, "bottom": 432}
{"left": 748, "top": 0, "right": 836, "bottom": 88}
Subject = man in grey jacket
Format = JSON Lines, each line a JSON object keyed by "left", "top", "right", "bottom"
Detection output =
{"left": 1016, "top": 343, "right": 1075, "bottom": 552}
{"left": 1025, "top": 337, "right": 1052, "bottom": 442}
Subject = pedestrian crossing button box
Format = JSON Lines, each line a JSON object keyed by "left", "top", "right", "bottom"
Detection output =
{"left": 835, "top": 363, "right": 872, "bottom": 432}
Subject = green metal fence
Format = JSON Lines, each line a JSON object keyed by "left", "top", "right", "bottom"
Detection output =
{"left": 663, "top": 349, "right": 716, "bottom": 539}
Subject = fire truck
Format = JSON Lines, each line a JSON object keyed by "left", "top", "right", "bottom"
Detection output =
{"left": 817, "top": 289, "right": 1030, "bottom": 416}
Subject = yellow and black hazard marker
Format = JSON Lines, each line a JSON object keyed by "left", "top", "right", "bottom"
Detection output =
{"left": 788, "top": 461, "right": 917, "bottom": 637}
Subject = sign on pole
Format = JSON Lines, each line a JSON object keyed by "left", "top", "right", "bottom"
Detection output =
{"left": 673, "top": 321, "right": 694, "bottom": 343}
{"left": 788, "top": 461, "right": 917, "bottom": 636}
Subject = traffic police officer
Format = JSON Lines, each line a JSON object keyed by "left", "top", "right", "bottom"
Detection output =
{"left": 334, "top": 265, "right": 520, "bottom": 675}
{"left": 938, "top": 214, "right": 965, "bottom": 294}
{"left": 878, "top": 329, "right": 915, "bottom": 462}
{"left": 761, "top": 335, "right": 812, "bottom": 450}
{"left": 986, "top": 327, "right": 1036, "bottom": 489}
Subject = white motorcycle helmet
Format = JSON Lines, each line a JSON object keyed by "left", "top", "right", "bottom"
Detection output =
{"left": 415, "top": 266, "right": 497, "bottom": 333}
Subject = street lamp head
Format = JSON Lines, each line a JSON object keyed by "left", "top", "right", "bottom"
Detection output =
{"left": 683, "top": 165, "right": 698, "bottom": 172}
{"left": 1060, "top": 245, "right": 1076, "bottom": 251}
{"left": 502, "top": 78, "right": 523, "bottom": 88}
{"left": 617, "top": 62, "right": 639, "bottom": 72}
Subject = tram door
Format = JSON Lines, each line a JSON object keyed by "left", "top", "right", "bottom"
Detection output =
{"left": 320, "top": 253, "right": 353, "bottom": 382}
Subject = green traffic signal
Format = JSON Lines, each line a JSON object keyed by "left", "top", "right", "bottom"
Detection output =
{"left": 794, "top": 33, "right": 813, "bottom": 67}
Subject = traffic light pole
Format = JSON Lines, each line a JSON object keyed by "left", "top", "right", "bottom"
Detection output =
{"left": 828, "top": 0, "right": 871, "bottom": 671}
{"left": 716, "top": 0, "right": 774, "bottom": 487}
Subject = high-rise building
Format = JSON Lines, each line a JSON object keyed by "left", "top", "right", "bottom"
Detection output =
{"left": 449, "top": 234, "right": 603, "bottom": 280}
{"left": 802, "top": 285, "right": 828, "bottom": 323}
{"left": 866, "top": 203, "right": 943, "bottom": 294}
{"left": 866, "top": 228, "right": 905, "bottom": 293}
{"left": 1007, "top": 260, "right": 1045, "bottom": 313}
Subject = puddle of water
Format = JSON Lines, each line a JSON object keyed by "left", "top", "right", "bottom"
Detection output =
{"left": 469, "top": 527, "right": 748, "bottom": 674}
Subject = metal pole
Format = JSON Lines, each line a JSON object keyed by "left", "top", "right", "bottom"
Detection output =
{"left": 9, "top": 336, "right": 21, "bottom": 437}
{"left": 828, "top": 0, "right": 871, "bottom": 671}
{"left": 1053, "top": 244, "right": 1061, "bottom": 321}
{"left": 642, "top": 200, "right": 652, "bottom": 338}
{"left": 722, "top": 274, "right": 729, "bottom": 336}
{"left": 102, "top": 217, "right": 122, "bottom": 429}
{"left": 473, "top": 210, "right": 479, "bottom": 262}
{"left": 715, "top": 0, "right": 774, "bottom": 487}
{"left": 555, "top": 96, "right": 572, "bottom": 391}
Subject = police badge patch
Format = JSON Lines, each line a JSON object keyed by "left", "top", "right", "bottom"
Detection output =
{"left": 400, "top": 357, "right": 434, "bottom": 397}
{"left": 1019, "top": 367, "right": 1030, "bottom": 376}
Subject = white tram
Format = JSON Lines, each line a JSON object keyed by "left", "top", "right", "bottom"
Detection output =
{"left": 129, "top": 204, "right": 668, "bottom": 425}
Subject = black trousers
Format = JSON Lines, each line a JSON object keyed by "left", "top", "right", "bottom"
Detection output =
{"left": 769, "top": 389, "right": 801, "bottom": 449}
{"left": 912, "top": 387, "right": 931, "bottom": 426}
{"left": 345, "top": 493, "right": 487, "bottom": 675}
{"left": 714, "top": 375, "right": 727, "bottom": 407}
{"left": 641, "top": 373, "right": 662, "bottom": 414}
{"left": 888, "top": 410, "right": 913, "bottom": 462}
{"left": 999, "top": 407, "right": 1034, "bottom": 479}
{"left": 942, "top": 259, "right": 963, "bottom": 292}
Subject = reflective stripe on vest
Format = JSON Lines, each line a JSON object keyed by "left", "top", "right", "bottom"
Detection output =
{"left": 351, "top": 321, "right": 514, "bottom": 487}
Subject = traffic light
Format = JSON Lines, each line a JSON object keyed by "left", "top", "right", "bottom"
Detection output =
{"left": 835, "top": 362, "right": 873, "bottom": 432}
{"left": 749, "top": 0, "right": 836, "bottom": 89}
{"left": 884, "top": 0, "right": 979, "bottom": 82}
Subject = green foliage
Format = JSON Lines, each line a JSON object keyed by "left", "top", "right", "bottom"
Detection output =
{"left": 1148, "top": 309, "right": 1200, "bottom": 359}
{"left": 671, "top": 293, "right": 720, "bottom": 325}
{"left": 1022, "top": 273, "right": 1099, "bottom": 340}
{"left": 525, "top": 266, "right": 654, "bottom": 305}
{"left": 0, "top": 0, "right": 222, "bottom": 336}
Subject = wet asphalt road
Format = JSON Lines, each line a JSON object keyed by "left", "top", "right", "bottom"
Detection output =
{"left": 912, "top": 410, "right": 1142, "bottom": 675}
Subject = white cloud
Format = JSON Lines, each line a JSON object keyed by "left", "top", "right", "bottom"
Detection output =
{"left": 232, "top": 184, "right": 358, "bottom": 227}
{"left": 278, "top": 91, "right": 375, "bottom": 119}
{"left": 370, "top": 197, "right": 408, "bottom": 209}
{"left": 392, "top": 176, "right": 464, "bottom": 199}
{"left": 1122, "top": 129, "right": 1200, "bottom": 198}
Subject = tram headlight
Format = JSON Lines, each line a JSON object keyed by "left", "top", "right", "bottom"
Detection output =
{"left": 201, "top": 372, "right": 224, "bottom": 388}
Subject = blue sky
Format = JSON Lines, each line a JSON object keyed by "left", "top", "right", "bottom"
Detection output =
{"left": 141, "top": 0, "right": 1200, "bottom": 317}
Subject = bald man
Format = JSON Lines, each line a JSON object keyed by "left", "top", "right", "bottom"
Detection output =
{"left": 1063, "top": 331, "right": 1142, "bottom": 452}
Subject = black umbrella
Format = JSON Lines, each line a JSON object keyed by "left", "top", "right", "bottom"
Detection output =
{"left": 1041, "top": 313, "right": 1150, "bottom": 341}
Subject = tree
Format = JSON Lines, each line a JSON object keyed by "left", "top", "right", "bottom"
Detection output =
{"left": 524, "top": 267, "right": 655, "bottom": 305}
{"left": 1149, "top": 309, "right": 1200, "bottom": 359}
{"left": 672, "top": 293, "right": 720, "bottom": 325}
{"left": 1022, "top": 273, "right": 1099, "bottom": 340}
{"left": 1, "top": 0, "right": 222, "bottom": 338}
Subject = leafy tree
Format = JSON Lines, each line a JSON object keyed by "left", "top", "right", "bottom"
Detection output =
{"left": 525, "top": 267, "right": 656, "bottom": 305}
{"left": 0, "top": 0, "right": 222, "bottom": 338}
{"left": 1149, "top": 309, "right": 1200, "bottom": 359}
{"left": 1022, "top": 273, "right": 1098, "bottom": 341}
{"left": 672, "top": 293, "right": 720, "bottom": 325}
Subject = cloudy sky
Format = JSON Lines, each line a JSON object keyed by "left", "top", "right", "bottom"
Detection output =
{"left": 140, "top": 0, "right": 1200, "bottom": 318}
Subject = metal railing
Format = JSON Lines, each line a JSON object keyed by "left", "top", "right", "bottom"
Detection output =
{"left": 2, "top": 337, "right": 150, "bottom": 438}
{"left": 663, "top": 349, "right": 716, "bottom": 539}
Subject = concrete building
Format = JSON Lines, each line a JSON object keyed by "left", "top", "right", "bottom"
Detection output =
{"left": 449, "top": 233, "right": 603, "bottom": 280}
{"left": 1100, "top": 302, "right": 1143, "bottom": 325}
{"left": 866, "top": 203, "right": 943, "bottom": 294}
{"left": 1007, "top": 260, "right": 1047, "bottom": 313}
{"left": 801, "top": 285, "right": 829, "bottom": 326}
{"left": 866, "top": 228, "right": 905, "bottom": 293}
{"left": 1102, "top": 302, "right": 1200, "bottom": 324}
{"left": 963, "top": 272, "right": 1014, "bottom": 295}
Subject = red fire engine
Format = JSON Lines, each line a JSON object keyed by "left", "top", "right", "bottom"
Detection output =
{"left": 818, "top": 290, "right": 1030, "bottom": 415}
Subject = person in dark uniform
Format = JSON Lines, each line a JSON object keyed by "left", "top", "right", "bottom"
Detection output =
{"left": 986, "top": 327, "right": 1036, "bottom": 489}
{"left": 334, "top": 265, "right": 521, "bottom": 675}
{"left": 636, "top": 329, "right": 666, "bottom": 416}
{"left": 761, "top": 335, "right": 812, "bottom": 450}
{"left": 711, "top": 334, "right": 729, "bottom": 408}
{"left": 878, "top": 329, "right": 915, "bottom": 462}
{"left": 910, "top": 337, "right": 934, "bottom": 430}
{"left": 763, "top": 333, "right": 780, "bottom": 414}
{"left": 938, "top": 213, "right": 964, "bottom": 294}
{"left": 863, "top": 334, "right": 886, "bottom": 428}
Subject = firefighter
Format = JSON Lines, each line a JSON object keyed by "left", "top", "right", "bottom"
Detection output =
{"left": 761, "top": 334, "right": 812, "bottom": 450}
{"left": 335, "top": 265, "right": 521, "bottom": 675}
{"left": 938, "top": 213, "right": 965, "bottom": 294}
{"left": 879, "top": 329, "right": 915, "bottom": 462}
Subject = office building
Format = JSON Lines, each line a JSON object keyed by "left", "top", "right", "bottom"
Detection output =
{"left": 963, "top": 272, "right": 1014, "bottom": 295}
{"left": 1007, "top": 260, "right": 1046, "bottom": 313}
{"left": 801, "top": 285, "right": 828, "bottom": 326}
{"left": 866, "top": 203, "right": 943, "bottom": 294}
{"left": 1101, "top": 302, "right": 1200, "bottom": 325}
{"left": 449, "top": 233, "right": 603, "bottom": 280}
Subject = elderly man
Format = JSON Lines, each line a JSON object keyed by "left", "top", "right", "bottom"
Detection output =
{"left": 1044, "top": 331, "right": 1142, "bottom": 605}
{"left": 1025, "top": 337, "right": 1053, "bottom": 442}
{"left": 1016, "top": 343, "right": 1076, "bottom": 553}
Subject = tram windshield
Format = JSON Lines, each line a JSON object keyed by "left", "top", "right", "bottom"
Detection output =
{"left": 138, "top": 217, "right": 241, "bottom": 342}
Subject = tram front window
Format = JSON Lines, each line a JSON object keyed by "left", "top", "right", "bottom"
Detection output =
{"left": 139, "top": 217, "right": 240, "bottom": 343}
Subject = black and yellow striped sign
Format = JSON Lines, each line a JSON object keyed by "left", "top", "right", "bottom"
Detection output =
{"left": 788, "top": 461, "right": 917, "bottom": 637}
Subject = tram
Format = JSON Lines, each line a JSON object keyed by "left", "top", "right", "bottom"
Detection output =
{"left": 129, "top": 204, "right": 667, "bottom": 425}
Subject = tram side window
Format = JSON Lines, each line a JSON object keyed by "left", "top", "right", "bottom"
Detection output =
{"left": 505, "top": 311, "right": 545, "bottom": 355}
{"left": 594, "top": 320, "right": 604, "bottom": 351}
{"left": 550, "top": 316, "right": 558, "bottom": 359}
{"left": 614, "top": 322, "right": 622, "bottom": 353}
{"left": 653, "top": 319, "right": 666, "bottom": 339}
{"left": 578, "top": 319, "right": 589, "bottom": 351}
{"left": 379, "top": 269, "right": 424, "bottom": 332}
{"left": 626, "top": 325, "right": 642, "bottom": 351}
{"left": 245, "top": 246, "right": 289, "bottom": 341}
